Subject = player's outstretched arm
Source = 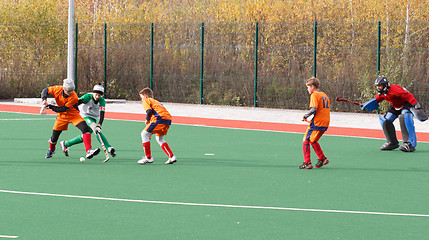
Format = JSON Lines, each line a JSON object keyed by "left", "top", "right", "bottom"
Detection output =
{"left": 46, "top": 105, "right": 69, "bottom": 113}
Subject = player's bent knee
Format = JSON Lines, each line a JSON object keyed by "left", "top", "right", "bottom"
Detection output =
{"left": 156, "top": 135, "right": 166, "bottom": 146}
{"left": 141, "top": 130, "right": 151, "bottom": 142}
{"left": 89, "top": 122, "right": 97, "bottom": 132}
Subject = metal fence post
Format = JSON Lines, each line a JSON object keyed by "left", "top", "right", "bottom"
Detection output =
{"left": 104, "top": 23, "right": 107, "bottom": 97}
{"left": 377, "top": 21, "right": 381, "bottom": 76}
{"left": 200, "top": 22, "right": 204, "bottom": 104}
{"left": 254, "top": 22, "right": 259, "bottom": 107}
{"left": 313, "top": 21, "right": 318, "bottom": 78}
{"left": 74, "top": 22, "right": 78, "bottom": 93}
{"left": 150, "top": 23, "right": 154, "bottom": 90}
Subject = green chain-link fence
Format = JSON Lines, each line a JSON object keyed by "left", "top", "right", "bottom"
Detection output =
{"left": 0, "top": 21, "right": 428, "bottom": 111}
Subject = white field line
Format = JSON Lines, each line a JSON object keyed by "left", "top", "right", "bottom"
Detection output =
{"left": 108, "top": 118, "right": 386, "bottom": 140}
{"left": 0, "top": 118, "right": 54, "bottom": 121}
{"left": 173, "top": 123, "right": 390, "bottom": 141}
{"left": 1, "top": 189, "right": 428, "bottom": 218}
{"left": 0, "top": 235, "right": 19, "bottom": 239}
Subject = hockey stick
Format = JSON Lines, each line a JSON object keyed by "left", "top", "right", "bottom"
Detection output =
{"left": 335, "top": 97, "right": 362, "bottom": 106}
{"left": 302, "top": 119, "right": 311, "bottom": 123}
{"left": 96, "top": 132, "right": 110, "bottom": 163}
{"left": 40, "top": 105, "right": 46, "bottom": 115}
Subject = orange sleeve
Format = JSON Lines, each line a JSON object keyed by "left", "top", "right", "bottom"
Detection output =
{"left": 309, "top": 94, "right": 319, "bottom": 109}
{"left": 143, "top": 98, "right": 151, "bottom": 112}
{"left": 47, "top": 86, "right": 61, "bottom": 97}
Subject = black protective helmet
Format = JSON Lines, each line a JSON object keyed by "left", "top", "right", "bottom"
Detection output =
{"left": 375, "top": 76, "right": 389, "bottom": 95}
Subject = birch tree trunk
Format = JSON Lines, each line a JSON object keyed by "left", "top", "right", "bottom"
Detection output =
{"left": 402, "top": 1, "right": 411, "bottom": 74}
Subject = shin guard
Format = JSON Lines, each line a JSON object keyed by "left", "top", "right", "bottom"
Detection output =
{"left": 303, "top": 140, "right": 311, "bottom": 164}
{"left": 143, "top": 142, "right": 152, "bottom": 158}
{"left": 399, "top": 113, "right": 417, "bottom": 147}
{"left": 311, "top": 141, "right": 326, "bottom": 160}
{"left": 161, "top": 143, "right": 174, "bottom": 158}
{"left": 82, "top": 133, "right": 92, "bottom": 152}
{"left": 49, "top": 139, "right": 57, "bottom": 151}
{"left": 379, "top": 116, "right": 398, "bottom": 145}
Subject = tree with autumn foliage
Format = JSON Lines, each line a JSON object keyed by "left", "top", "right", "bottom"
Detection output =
{"left": 0, "top": 0, "right": 427, "bottom": 110}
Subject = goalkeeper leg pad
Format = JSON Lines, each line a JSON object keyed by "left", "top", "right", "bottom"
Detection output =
{"left": 399, "top": 112, "right": 417, "bottom": 149}
{"left": 379, "top": 116, "right": 399, "bottom": 150}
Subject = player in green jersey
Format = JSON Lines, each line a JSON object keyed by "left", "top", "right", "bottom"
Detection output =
{"left": 60, "top": 84, "right": 116, "bottom": 158}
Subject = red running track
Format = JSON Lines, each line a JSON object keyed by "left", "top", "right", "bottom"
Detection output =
{"left": 1, "top": 103, "right": 428, "bottom": 142}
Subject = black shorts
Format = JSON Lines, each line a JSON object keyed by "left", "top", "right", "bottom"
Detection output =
{"left": 386, "top": 102, "right": 412, "bottom": 117}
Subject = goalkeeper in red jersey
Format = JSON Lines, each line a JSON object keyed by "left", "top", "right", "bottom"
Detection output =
{"left": 137, "top": 87, "right": 177, "bottom": 165}
{"left": 362, "top": 76, "right": 427, "bottom": 152}
{"left": 299, "top": 77, "right": 330, "bottom": 169}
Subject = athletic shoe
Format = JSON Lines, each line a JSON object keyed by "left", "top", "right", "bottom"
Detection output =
{"left": 165, "top": 155, "right": 177, "bottom": 164}
{"left": 138, "top": 156, "right": 154, "bottom": 164}
{"left": 45, "top": 149, "right": 55, "bottom": 158}
{"left": 298, "top": 162, "right": 313, "bottom": 169}
{"left": 399, "top": 142, "right": 415, "bottom": 152}
{"left": 315, "top": 157, "right": 329, "bottom": 168}
{"left": 60, "top": 141, "right": 69, "bottom": 157}
{"left": 380, "top": 141, "right": 399, "bottom": 150}
{"left": 86, "top": 148, "right": 100, "bottom": 159}
{"left": 108, "top": 147, "right": 116, "bottom": 157}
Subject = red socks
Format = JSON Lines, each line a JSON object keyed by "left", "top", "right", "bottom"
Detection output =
{"left": 143, "top": 142, "right": 174, "bottom": 158}
{"left": 143, "top": 142, "right": 174, "bottom": 159}
{"left": 303, "top": 141, "right": 326, "bottom": 163}
{"left": 161, "top": 142, "right": 174, "bottom": 158}
{"left": 143, "top": 142, "right": 152, "bottom": 158}
{"left": 49, "top": 140, "right": 56, "bottom": 151}
{"left": 311, "top": 141, "right": 326, "bottom": 160}
{"left": 82, "top": 133, "right": 92, "bottom": 152}
{"left": 302, "top": 140, "right": 311, "bottom": 164}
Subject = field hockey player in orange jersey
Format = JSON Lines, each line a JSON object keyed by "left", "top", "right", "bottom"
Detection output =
{"left": 41, "top": 79, "right": 100, "bottom": 160}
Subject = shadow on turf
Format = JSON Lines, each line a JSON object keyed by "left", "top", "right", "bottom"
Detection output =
{"left": 3, "top": 153, "right": 429, "bottom": 172}
{"left": 178, "top": 157, "right": 429, "bottom": 173}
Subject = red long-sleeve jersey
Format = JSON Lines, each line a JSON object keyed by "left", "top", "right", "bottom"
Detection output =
{"left": 376, "top": 84, "right": 417, "bottom": 109}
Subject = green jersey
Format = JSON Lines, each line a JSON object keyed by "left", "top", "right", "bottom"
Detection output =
{"left": 79, "top": 93, "right": 106, "bottom": 119}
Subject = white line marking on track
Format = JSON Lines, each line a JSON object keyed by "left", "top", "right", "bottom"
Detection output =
{"left": 1, "top": 189, "right": 428, "bottom": 218}
{"left": 0, "top": 118, "right": 54, "bottom": 121}
{"left": 0, "top": 235, "right": 19, "bottom": 239}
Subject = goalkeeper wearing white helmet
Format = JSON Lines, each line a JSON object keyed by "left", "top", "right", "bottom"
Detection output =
{"left": 60, "top": 84, "right": 116, "bottom": 157}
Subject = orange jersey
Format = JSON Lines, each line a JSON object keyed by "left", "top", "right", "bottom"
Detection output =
{"left": 143, "top": 98, "right": 172, "bottom": 123}
{"left": 48, "top": 85, "right": 80, "bottom": 118}
{"left": 309, "top": 90, "right": 330, "bottom": 129}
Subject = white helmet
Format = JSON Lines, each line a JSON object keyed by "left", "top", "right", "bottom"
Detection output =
{"left": 63, "top": 78, "right": 75, "bottom": 91}
{"left": 93, "top": 84, "right": 104, "bottom": 95}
